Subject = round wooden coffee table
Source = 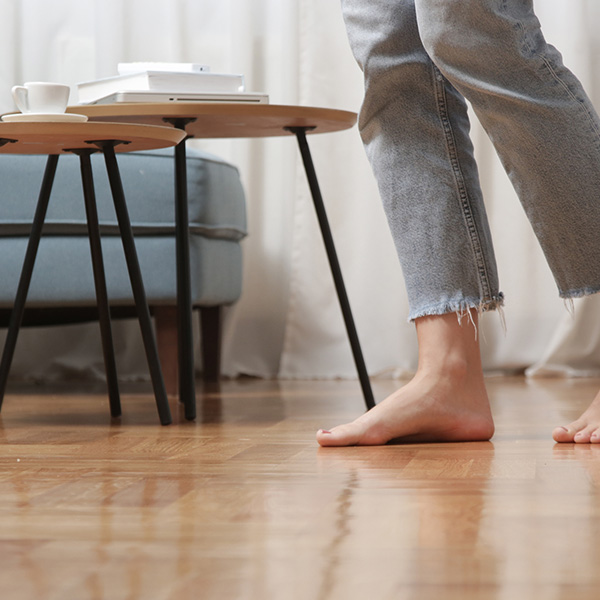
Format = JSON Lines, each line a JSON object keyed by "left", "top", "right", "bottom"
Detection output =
{"left": 0, "top": 121, "right": 186, "bottom": 425}
{"left": 66, "top": 103, "right": 374, "bottom": 417}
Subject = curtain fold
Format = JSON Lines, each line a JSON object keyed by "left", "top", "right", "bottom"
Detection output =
{"left": 0, "top": 0, "right": 599, "bottom": 383}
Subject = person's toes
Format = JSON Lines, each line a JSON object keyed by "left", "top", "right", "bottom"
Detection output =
{"left": 590, "top": 429, "right": 600, "bottom": 444}
{"left": 316, "top": 424, "right": 363, "bottom": 447}
{"left": 553, "top": 425, "right": 575, "bottom": 443}
{"left": 574, "top": 425, "right": 597, "bottom": 444}
{"left": 553, "top": 422, "right": 600, "bottom": 444}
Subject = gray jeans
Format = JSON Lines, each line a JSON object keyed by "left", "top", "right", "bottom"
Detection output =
{"left": 342, "top": 0, "right": 600, "bottom": 320}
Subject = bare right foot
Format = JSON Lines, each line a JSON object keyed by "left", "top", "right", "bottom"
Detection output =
{"left": 553, "top": 388, "right": 600, "bottom": 443}
{"left": 316, "top": 310, "right": 495, "bottom": 447}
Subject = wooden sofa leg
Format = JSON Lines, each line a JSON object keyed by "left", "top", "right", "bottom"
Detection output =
{"left": 200, "top": 306, "right": 222, "bottom": 382}
{"left": 153, "top": 306, "right": 179, "bottom": 397}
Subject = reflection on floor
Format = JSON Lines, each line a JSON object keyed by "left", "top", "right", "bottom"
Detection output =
{"left": 0, "top": 376, "right": 598, "bottom": 599}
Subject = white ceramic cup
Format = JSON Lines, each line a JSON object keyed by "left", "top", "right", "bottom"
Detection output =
{"left": 11, "top": 82, "right": 71, "bottom": 114}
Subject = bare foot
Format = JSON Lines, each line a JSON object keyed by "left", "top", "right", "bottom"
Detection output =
{"left": 317, "top": 364, "right": 494, "bottom": 446}
{"left": 553, "top": 390, "right": 600, "bottom": 443}
{"left": 317, "top": 311, "right": 495, "bottom": 446}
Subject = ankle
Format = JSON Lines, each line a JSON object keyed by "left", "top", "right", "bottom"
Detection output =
{"left": 417, "top": 354, "right": 473, "bottom": 382}
{"left": 415, "top": 311, "right": 483, "bottom": 382}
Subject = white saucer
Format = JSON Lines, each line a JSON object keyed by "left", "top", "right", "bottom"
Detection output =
{"left": 1, "top": 112, "right": 88, "bottom": 123}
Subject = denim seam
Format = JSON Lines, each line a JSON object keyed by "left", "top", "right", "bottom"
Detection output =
{"left": 514, "top": 14, "right": 600, "bottom": 144}
{"left": 431, "top": 64, "right": 494, "bottom": 304}
{"left": 539, "top": 58, "right": 600, "bottom": 143}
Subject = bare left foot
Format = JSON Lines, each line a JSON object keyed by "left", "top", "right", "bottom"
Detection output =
{"left": 316, "top": 365, "right": 494, "bottom": 446}
{"left": 317, "top": 310, "right": 494, "bottom": 446}
{"left": 553, "top": 390, "right": 600, "bottom": 443}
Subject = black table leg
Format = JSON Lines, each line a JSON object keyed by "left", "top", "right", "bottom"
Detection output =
{"left": 163, "top": 117, "right": 197, "bottom": 421}
{"left": 173, "top": 139, "right": 196, "bottom": 420}
{"left": 76, "top": 150, "right": 121, "bottom": 418}
{"left": 0, "top": 154, "right": 59, "bottom": 409}
{"left": 287, "top": 127, "right": 376, "bottom": 411}
{"left": 100, "top": 142, "right": 172, "bottom": 426}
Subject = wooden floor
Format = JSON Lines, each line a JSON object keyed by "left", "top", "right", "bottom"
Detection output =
{"left": 0, "top": 376, "right": 599, "bottom": 600}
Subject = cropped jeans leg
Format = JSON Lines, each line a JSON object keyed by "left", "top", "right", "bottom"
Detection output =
{"left": 416, "top": 0, "right": 600, "bottom": 300}
{"left": 342, "top": 0, "right": 502, "bottom": 320}
{"left": 342, "top": 0, "right": 600, "bottom": 320}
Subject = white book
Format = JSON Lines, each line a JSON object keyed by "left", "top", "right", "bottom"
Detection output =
{"left": 78, "top": 71, "right": 244, "bottom": 104}
{"left": 117, "top": 62, "right": 210, "bottom": 75}
{"left": 81, "top": 90, "right": 269, "bottom": 105}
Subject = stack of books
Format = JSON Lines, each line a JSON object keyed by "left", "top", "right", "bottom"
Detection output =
{"left": 77, "top": 62, "right": 269, "bottom": 105}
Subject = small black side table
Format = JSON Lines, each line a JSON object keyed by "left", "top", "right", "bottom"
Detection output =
{"left": 0, "top": 121, "right": 186, "bottom": 425}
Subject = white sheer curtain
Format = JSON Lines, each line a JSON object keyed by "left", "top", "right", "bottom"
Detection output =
{"left": 1, "top": 0, "right": 599, "bottom": 382}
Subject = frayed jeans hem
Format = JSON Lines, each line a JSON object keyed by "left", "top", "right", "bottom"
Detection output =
{"left": 407, "top": 294, "right": 505, "bottom": 323}
{"left": 559, "top": 286, "right": 600, "bottom": 299}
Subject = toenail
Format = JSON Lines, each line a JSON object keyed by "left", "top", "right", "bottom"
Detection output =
{"left": 320, "top": 430, "right": 332, "bottom": 434}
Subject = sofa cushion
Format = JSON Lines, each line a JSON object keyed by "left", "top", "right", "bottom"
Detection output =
{"left": 0, "top": 148, "right": 247, "bottom": 241}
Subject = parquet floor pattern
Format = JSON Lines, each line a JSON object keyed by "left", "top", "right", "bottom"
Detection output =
{"left": 0, "top": 376, "right": 598, "bottom": 599}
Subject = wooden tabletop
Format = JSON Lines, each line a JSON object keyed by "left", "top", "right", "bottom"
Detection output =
{"left": 0, "top": 122, "right": 186, "bottom": 154}
{"left": 67, "top": 103, "right": 358, "bottom": 139}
